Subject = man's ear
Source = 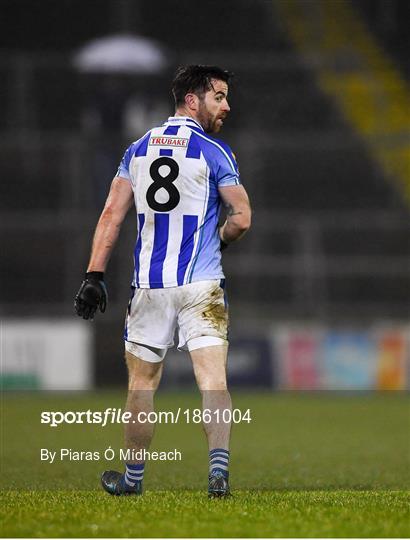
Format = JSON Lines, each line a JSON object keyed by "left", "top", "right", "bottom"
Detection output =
{"left": 185, "top": 93, "right": 199, "bottom": 111}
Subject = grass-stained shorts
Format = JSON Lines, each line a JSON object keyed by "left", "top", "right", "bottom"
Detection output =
{"left": 124, "top": 279, "right": 228, "bottom": 362}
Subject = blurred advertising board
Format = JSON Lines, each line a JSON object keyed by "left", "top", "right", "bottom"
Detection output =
{"left": 273, "top": 327, "right": 322, "bottom": 390}
{"left": 271, "top": 324, "right": 409, "bottom": 390}
{"left": 227, "top": 339, "right": 273, "bottom": 387}
{"left": 1, "top": 320, "right": 92, "bottom": 390}
{"left": 374, "top": 328, "right": 408, "bottom": 390}
{"left": 321, "top": 332, "right": 376, "bottom": 389}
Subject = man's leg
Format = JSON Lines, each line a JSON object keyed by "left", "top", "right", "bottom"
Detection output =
{"left": 101, "top": 347, "right": 163, "bottom": 496}
{"left": 190, "top": 344, "right": 232, "bottom": 496}
{"left": 124, "top": 350, "right": 163, "bottom": 460}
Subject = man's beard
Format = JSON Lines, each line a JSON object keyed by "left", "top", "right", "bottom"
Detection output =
{"left": 197, "top": 104, "right": 220, "bottom": 134}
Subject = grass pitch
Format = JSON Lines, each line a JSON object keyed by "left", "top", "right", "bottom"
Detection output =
{"left": 1, "top": 391, "right": 409, "bottom": 537}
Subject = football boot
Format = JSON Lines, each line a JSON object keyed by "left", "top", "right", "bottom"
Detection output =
{"left": 101, "top": 470, "right": 142, "bottom": 496}
{"left": 208, "top": 471, "right": 230, "bottom": 498}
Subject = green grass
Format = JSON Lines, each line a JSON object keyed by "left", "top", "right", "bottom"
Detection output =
{"left": 1, "top": 391, "right": 409, "bottom": 537}
{"left": 1, "top": 490, "right": 409, "bottom": 538}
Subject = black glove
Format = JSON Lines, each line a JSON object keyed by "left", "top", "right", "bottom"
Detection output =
{"left": 74, "top": 271, "right": 108, "bottom": 320}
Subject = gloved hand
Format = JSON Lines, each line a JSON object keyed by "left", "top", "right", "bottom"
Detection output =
{"left": 74, "top": 271, "right": 108, "bottom": 320}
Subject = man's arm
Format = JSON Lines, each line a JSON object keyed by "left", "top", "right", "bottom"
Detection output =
{"left": 218, "top": 185, "right": 251, "bottom": 246}
{"left": 87, "top": 177, "right": 134, "bottom": 272}
{"left": 75, "top": 177, "right": 134, "bottom": 320}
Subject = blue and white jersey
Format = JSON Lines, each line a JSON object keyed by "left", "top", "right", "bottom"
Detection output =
{"left": 117, "top": 116, "right": 240, "bottom": 289}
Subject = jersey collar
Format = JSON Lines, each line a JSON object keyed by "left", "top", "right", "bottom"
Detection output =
{"left": 164, "top": 116, "right": 204, "bottom": 131}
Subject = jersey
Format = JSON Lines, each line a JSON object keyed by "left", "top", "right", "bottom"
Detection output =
{"left": 116, "top": 116, "right": 241, "bottom": 289}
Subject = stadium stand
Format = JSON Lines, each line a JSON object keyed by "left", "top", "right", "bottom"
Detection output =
{"left": 1, "top": 0, "right": 408, "bottom": 338}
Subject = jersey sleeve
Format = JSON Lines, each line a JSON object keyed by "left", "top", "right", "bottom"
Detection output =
{"left": 214, "top": 141, "right": 241, "bottom": 187}
{"left": 115, "top": 144, "right": 133, "bottom": 180}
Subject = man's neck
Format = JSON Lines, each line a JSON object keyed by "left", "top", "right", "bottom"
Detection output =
{"left": 175, "top": 108, "right": 199, "bottom": 123}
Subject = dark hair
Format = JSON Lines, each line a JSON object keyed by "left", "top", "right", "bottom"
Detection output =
{"left": 172, "top": 65, "right": 233, "bottom": 107}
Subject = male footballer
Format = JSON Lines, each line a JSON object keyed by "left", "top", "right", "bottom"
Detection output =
{"left": 75, "top": 65, "right": 251, "bottom": 497}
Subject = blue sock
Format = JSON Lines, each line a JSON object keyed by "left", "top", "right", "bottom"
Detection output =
{"left": 124, "top": 462, "right": 145, "bottom": 487}
{"left": 209, "top": 448, "right": 229, "bottom": 478}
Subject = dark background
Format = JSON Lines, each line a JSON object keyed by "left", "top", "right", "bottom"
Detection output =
{"left": 1, "top": 0, "right": 409, "bottom": 387}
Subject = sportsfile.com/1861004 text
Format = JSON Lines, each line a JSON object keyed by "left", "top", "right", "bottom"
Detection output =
{"left": 40, "top": 408, "right": 252, "bottom": 427}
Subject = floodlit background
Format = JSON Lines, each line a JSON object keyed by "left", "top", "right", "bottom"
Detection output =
{"left": 1, "top": 0, "right": 409, "bottom": 392}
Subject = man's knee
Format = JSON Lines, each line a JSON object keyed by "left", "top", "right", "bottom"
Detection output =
{"left": 198, "top": 378, "right": 228, "bottom": 392}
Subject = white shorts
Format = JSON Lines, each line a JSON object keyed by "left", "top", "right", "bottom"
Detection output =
{"left": 124, "top": 279, "right": 228, "bottom": 363}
